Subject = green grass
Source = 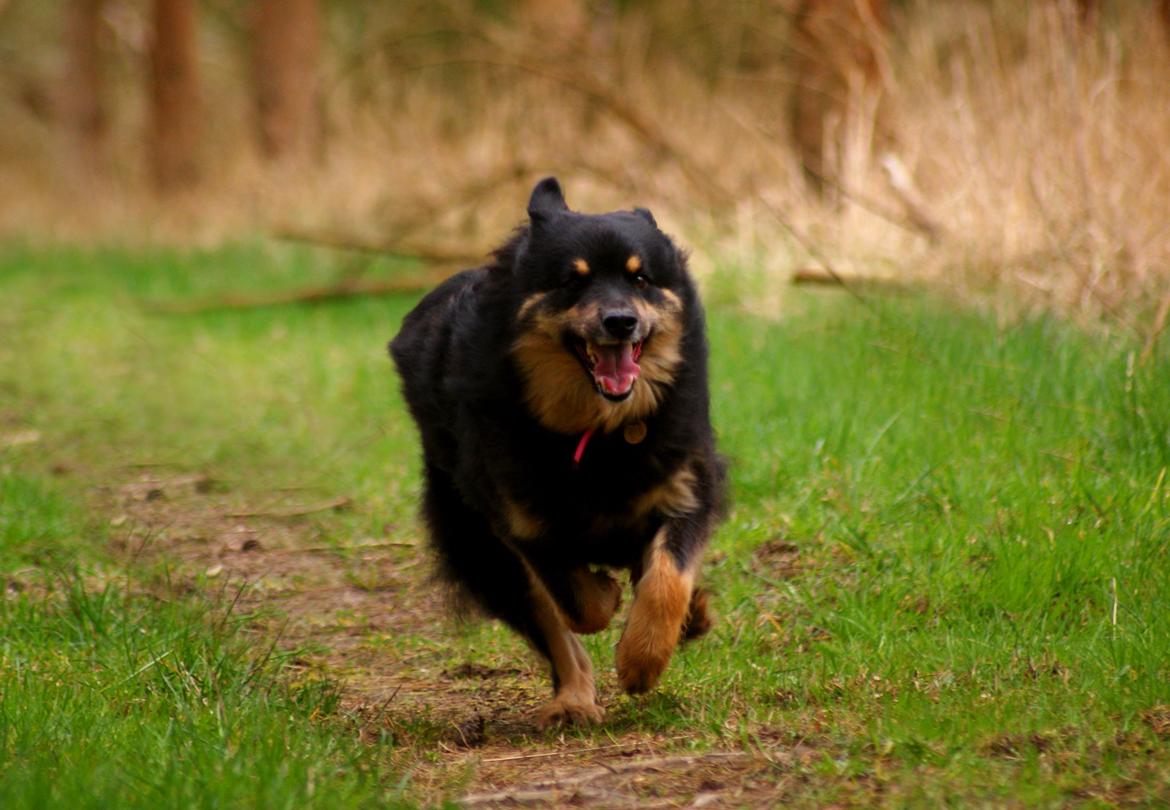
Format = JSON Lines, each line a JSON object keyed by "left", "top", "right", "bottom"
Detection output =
{"left": 1, "top": 243, "right": 1169, "bottom": 805}
{"left": 0, "top": 471, "right": 410, "bottom": 808}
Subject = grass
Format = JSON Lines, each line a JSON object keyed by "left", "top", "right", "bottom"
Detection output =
{"left": 0, "top": 472, "right": 411, "bottom": 808}
{"left": 1, "top": 243, "right": 1169, "bottom": 806}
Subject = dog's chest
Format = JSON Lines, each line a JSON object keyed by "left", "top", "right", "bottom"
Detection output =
{"left": 516, "top": 432, "right": 673, "bottom": 528}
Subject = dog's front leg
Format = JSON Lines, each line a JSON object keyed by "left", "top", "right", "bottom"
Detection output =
{"left": 524, "top": 565, "right": 606, "bottom": 727}
{"left": 616, "top": 522, "right": 708, "bottom": 694}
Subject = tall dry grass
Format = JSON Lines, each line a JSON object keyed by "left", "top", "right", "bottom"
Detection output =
{"left": 1, "top": 0, "right": 1168, "bottom": 329}
{"left": 896, "top": 1, "right": 1170, "bottom": 328}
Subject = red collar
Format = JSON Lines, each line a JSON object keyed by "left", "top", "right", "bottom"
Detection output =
{"left": 572, "top": 427, "right": 596, "bottom": 467}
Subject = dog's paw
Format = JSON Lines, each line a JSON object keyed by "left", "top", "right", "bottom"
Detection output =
{"left": 615, "top": 632, "right": 673, "bottom": 695}
{"left": 536, "top": 687, "right": 604, "bottom": 728}
{"left": 615, "top": 545, "right": 690, "bottom": 694}
{"left": 568, "top": 569, "right": 623, "bottom": 634}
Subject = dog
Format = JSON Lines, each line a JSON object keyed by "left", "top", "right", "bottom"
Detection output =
{"left": 390, "top": 177, "right": 726, "bottom": 726}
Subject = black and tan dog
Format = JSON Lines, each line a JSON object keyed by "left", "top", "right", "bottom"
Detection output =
{"left": 390, "top": 178, "right": 726, "bottom": 726}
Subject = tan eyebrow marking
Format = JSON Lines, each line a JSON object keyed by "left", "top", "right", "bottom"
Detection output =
{"left": 626, "top": 255, "right": 642, "bottom": 273}
{"left": 573, "top": 258, "right": 590, "bottom": 276}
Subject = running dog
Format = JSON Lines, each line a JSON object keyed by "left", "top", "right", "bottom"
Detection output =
{"left": 390, "top": 177, "right": 725, "bottom": 726}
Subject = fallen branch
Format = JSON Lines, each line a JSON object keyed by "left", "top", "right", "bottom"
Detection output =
{"left": 224, "top": 496, "right": 351, "bottom": 519}
{"left": 142, "top": 276, "right": 443, "bottom": 315}
{"left": 792, "top": 267, "right": 915, "bottom": 292}
{"left": 273, "top": 227, "right": 487, "bottom": 265}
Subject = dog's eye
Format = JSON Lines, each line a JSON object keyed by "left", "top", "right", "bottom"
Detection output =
{"left": 632, "top": 274, "right": 650, "bottom": 290}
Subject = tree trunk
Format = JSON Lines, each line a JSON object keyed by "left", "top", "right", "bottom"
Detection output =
{"left": 1075, "top": 0, "right": 1100, "bottom": 31}
{"left": 789, "top": 0, "right": 889, "bottom": 198}
{"left": 148, "top": 0, "right": 199, "bottom": 190}
{"left": 62, "top": 0, "right": 106, "bottom": 177}
{"left": 253, "top": 0, "right": 321, "bottom": 162}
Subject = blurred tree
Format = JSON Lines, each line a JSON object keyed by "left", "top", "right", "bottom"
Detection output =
{"left": 789, "top": 0, "right": 889, "bottom": 198}
{"left": 1076, "top": 0, "right": 1100, "bottom": 29}
{"left": 252, "top": 0, "right": 321, "bottom": 163}
{"left": 62, "top": 0, "right": 106, "bottom": 178}
{"left": 1073, "top": 0, "right": 1170, "bottom": 37}
{"left": 148, "top": 0, "right": 199, "bottom": 190}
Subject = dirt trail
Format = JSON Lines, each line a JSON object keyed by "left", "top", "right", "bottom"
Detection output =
{"left": 103, "top": 472, "right": 795, "bottom": 808}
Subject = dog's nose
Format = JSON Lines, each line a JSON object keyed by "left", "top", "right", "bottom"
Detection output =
{"left": 602, "top": 311, "right": 639, "bottom": 340}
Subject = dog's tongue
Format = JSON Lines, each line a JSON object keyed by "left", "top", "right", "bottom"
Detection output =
{"left": 594, "top": 342, "right": 640, "bottom": 396}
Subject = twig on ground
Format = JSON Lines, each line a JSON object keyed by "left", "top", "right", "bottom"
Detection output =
{"left": 230, "top": 541, "right": 416, "bottom": 555}
{"left": 371, "top": 684, "right": 403, "bottom": 723}
{"left": 224, "top": 496, "right": 351, "bottom": 519}
{"left": 123, "top": 473, "right": 214, "bottom": 491}
{"left": 479, "top": 737, "right": 676, "bottom": 764}
{"left": 460, "top": 752, "right": 754, "bottom": 806}
{"left": 460, "top": 786, "right": 640, "bottom": 807}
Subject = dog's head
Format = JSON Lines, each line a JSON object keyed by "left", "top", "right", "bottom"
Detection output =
{"left": 509, "top": 178, "right": 691, "bottom": 435}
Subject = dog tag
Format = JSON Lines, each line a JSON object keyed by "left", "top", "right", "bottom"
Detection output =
{"left": 623, "top": 421, "right": 647, "bottom": 445}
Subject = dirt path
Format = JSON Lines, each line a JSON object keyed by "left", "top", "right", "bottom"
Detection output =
{"left": 102, "top": 472, "right": 800, "bottom": 808}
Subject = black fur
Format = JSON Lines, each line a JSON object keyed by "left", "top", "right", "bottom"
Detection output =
{"left": 390, "top": 178, "right": 726, "bottom": 712}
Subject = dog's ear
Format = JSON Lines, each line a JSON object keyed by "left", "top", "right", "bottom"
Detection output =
{"left": 527, "top": 177, "right": 569, "bottom": 225}
{"left": 633, "top": 207, "right": 657, "bottom": 227}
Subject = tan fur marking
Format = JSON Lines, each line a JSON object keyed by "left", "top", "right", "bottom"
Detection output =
{"left": 525, "top": 565, "right": 603, "bottom": 727}
{"left": 632, "top": 465, "right": 699, "bottom": 520}
{"left": 516, "top": 292, "right": 547, "bottom": 322}
{"left": 503, "top": 498, "right": 544, "bottom": 540}
{"left": 511, "top": 294, "right": 685, "bottom": 435}
{"left": 626, "top": 255, "right": 642, "bottom": 273}
{"left": 565, "top": 568, "right": 622, "bottom": 634}
{"left": 572, "top": 258, "right": 590, "bottom": 276}
{"left": 615, "top": 530, "right": 695, "bottom": 694}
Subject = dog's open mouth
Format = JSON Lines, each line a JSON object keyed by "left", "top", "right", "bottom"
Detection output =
{"left": 571, "top": 338, "right": 643, "bottom": 401}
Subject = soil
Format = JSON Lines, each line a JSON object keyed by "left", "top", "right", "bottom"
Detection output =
{"left": 96, "top": 471, "right": 804, "bottom": 808}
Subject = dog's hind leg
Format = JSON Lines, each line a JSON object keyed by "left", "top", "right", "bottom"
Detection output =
{"left": 518, "top": 555, "right": 622, "bottom": 636}
{"left": 422, "top": 466, "right": 602, "bottom": 727}
{"left": 564, "top": 567, "right": 623, "bottom": 634}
